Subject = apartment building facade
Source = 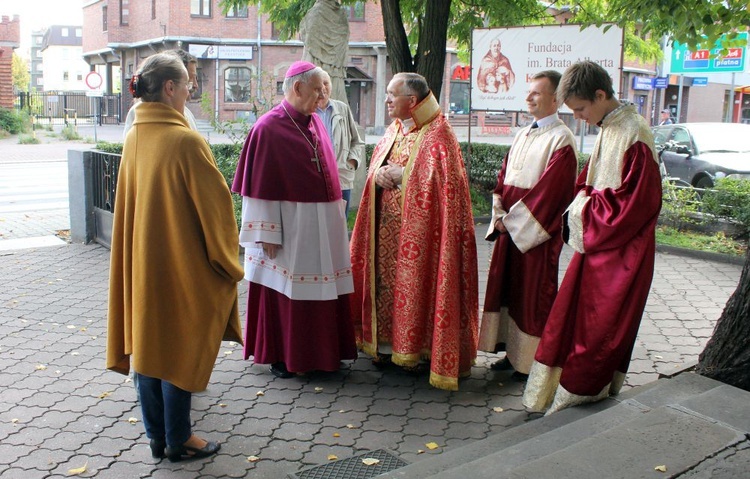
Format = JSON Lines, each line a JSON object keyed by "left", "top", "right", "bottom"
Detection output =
{"left": 82, "top": 0, "right": 462, "bottom": 131}
{"left": 41, "top": 25, "right": 91, "bottom": 92}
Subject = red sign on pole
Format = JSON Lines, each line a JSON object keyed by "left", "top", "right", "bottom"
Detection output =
{"left": 85, "top": 71, "right": 103, "bottom": 90}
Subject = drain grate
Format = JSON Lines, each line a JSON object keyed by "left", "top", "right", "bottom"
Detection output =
{"left": 288, "top": 449, "right": 408, "bottom": 479}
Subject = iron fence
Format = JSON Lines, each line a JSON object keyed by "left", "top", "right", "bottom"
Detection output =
{"left": 15, "top": 92, "right": 122, "bottom": 126}
{"left": 91, "top": 151, "right": 121, "bottom": 213}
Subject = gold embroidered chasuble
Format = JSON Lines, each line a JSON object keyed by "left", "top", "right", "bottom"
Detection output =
{"left": 350, "top": 93, "right": 479, "bottom": 391}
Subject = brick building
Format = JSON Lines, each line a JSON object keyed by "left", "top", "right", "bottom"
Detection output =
{"left": 82, "top": 0, "right": 458, "bottom": 132}
{"left": 0, "top": 15, "right": 20, "bottom": 109}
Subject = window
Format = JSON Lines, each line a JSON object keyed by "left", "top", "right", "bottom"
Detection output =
{"left": 102, "top": 6, "right": 108, "bottom": 31}
{"left": 35, "top": 36, "right": 42, "bottom": 45}
{"left": 271, "top": 23, "right": 281, "bottom": 40}
{"left": 62, "top": 28, "right": 69, "bottom": 36}
{"left": 191, "top": 0, "right": 211, "bottom": 17}
{"left": 224, "top": 67, "right": 251, "bottom": 102}
{"left": 77, "top": 73, "right": 83, "bottom": 81}
{"left": 36, "top": 50, "right": 42, "bottom": 58}
{"left": 276, "top": 81, "right": 283, "bottom": 95}
{"left": 75, "top": 28, "right": 82, "bottom": 37}
{"left": 226, "top": 4, "right": 248, "bottom": 18}
{"left": 120, "top": 0, "right": 129, "bottom": 25}
{"left": 36, "top": 77, "right": 43, "bottom": 86}
{"left": 152, "top": 0, "right": 156, "bottom": 19}
{"left": 63, "top": 71, "right": 69, "bottom": 81}
{"left": 36, "top": 63, "right": 43, "bottom": 72}
{"left": 342, "top": 2, "right": 365, "bottom": 21}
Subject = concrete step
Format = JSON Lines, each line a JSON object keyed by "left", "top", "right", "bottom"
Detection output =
{"left": 378, "top": 373, "right": 750, "bottom": 479}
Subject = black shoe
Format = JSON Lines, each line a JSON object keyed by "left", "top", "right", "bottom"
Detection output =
{"left": 165, "top": 441, "right": 221, "bottom": 463}
{"left": 490, "top": 358, "right": 514, "bottom": 371}
{"left": 270, "top": 362, "right": 294, "bottom": 378}
{"left": 149, "top": 438, "right": 166, "bottom": 459}
{"left": 402, "top": 362, "right": 429, "bottom": 375}
{"left": 511, "top": 371, "right": 529, "bottom": 381}
{"left": 372, "top": 353, "right": 392, "bottom": 369}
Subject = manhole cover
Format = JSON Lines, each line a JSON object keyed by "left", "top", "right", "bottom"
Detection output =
{"left": 288, "top": 449, "right": 408, "bottom": 479}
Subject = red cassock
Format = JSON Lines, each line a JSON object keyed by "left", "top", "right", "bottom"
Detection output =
{"left": 349, "top": 94, "right": 479, "bottom": 391}
{"left": 523, "top": 105, "right": 663, "bottom": 414}
{"left": 480, "top": 119, "right": 578, "bottom": 374}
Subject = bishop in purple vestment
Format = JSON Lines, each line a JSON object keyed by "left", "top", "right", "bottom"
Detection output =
{"left": 231, "top": 61, "right": 357, "bottom": 379}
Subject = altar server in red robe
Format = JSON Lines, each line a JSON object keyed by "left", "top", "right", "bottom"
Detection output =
{"left": 231, "top": 61, "right": 357, "bottom": 379}
{"left": 523, "top": 61, "right": 662, "bottom": 414}
{"left": 479, "top": 70, "right": 578, "bottom": 379}
{"left": 350, "top": 72, "right": 478, "bottom": 391}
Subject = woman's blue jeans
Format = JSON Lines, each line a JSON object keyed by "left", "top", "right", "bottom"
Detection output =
{"left": 134, "top": 372, "right": 192, "bottom": 447}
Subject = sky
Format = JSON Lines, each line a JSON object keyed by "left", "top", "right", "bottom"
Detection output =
{"left": 0, "top": 0, "right": 84, "bottom": 56}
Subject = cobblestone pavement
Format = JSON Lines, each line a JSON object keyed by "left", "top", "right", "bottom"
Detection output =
{"left": 0, "top": 236, "right": 742, "bottom": 478}
{"left": 0, "top": 131, "right": 744, "bottom": 478}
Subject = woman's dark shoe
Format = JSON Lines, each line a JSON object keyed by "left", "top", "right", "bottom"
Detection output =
{"left": 165, "top": 441, "right": 221, "bottom": 462}
{"left": 150, "top": 438, "right": 166, "bottom": 459}
{"left": 270, "top": 362, "right": 294, "bottom": 378}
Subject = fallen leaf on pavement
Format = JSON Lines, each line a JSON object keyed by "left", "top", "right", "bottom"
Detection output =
{"left": 654, "top": 465, "right": 667, "bottom": 472}
{"left": 493, "top": 407, "right": 504, "bottom": 413}
{"left": 314, "top": 387, "right": 324, "bottom": 392}
{"left": 127, "top": 417, "right": 138, "bottom": 424}
{"left": 327, "top": 454, "right": 338, "bottom": 460}
{"left": 247, "top": 455, "right": 260, "bottom": 462}
{"left": 35, "top": 364, "right": 47, "bottom": 370}
{"left": 68, "top": 462, "right": 87, "bottom": 475}
{"left": 256, "top": 391, "right": 265, "bottom": 396}
{"left": 98, "top": 391, "right": 112, "bottom": 399}
{"left": 426, "top": 442, "right": 439, "bottom": 450}
{"left": 362, "top": 458, "right": 380, "bottom": 466}
{"left": 346, "top": 424, "right": 357, "bottom": 429}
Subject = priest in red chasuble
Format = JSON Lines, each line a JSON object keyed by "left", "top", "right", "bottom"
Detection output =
{"left": 349, "top": 72, "right": 479, "bottom": 391}
{"left": 231, "top": 61, "right": 357, "bottom": 379}
{"left": 478, "top": 70, "right": 578, "bottom": 379}
{"left": 523, "top": 61, "right": 662, "bottom": 414}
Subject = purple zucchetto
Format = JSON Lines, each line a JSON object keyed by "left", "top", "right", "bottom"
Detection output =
{"left": 285, "top": 61, "right": 317, "bottom": 78}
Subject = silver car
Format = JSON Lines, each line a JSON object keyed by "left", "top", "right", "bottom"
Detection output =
{"left": 652, "top": 122, "right": 750, "bottom": 188}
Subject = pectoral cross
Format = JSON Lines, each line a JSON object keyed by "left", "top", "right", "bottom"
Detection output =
{"left": 311, "top": 154, "right": 321, "bottom": 173}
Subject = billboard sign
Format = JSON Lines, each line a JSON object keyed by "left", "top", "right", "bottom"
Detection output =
{"left": 471, "top": 24, "right": 623, "bottom": 111}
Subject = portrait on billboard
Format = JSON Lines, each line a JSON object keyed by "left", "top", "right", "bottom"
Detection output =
{"left": 476, "top": 37, "right": 516, "bottom": 94}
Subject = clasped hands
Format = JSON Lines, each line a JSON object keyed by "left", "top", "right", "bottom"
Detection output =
{"left": 374, "top": 164, "right": 404, "bottom": 190}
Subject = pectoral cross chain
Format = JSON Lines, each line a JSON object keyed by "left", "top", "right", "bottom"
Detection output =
{"left": 311, "top": 154, "right": 321, "bottom": 172}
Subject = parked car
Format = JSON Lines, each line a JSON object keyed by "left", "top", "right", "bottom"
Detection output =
{"left": 651, "top": 122, "right": 750, "bottom": 188}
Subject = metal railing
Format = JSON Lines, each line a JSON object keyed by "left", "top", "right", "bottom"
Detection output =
{"left": 91, "top": 151, "right": 121, "bottom": 213}
{"left": 15, "top": 91, "right": 122, "bottom": 126}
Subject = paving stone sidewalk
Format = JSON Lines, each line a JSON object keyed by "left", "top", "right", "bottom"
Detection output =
{"left": 0, "top": 232, "right": 742, "bottom": 478}
{"left": 0, "top": 129, "right": 744, "bottom": 477}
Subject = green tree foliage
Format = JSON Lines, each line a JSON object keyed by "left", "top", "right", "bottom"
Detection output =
{"left": 605, "top": 0, "right": 750, "bottom": 51}
{"left": 12, "top": 53, "right": 29, "bottom": 93}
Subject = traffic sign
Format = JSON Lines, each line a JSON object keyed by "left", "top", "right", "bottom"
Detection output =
{"left": 85, "top": 71, "right": 103, "bottom": 90}
{"left": 670, "top": 33, "right": 747, "bottom": 74}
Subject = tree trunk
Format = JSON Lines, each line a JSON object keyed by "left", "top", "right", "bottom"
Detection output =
{"left": 380, "top": 0, "right": 452, "bottom": 98}
{"left": 695, "top": 248, "right": 750, "bottom": 391}
{"left": 380, "top": 0, "right": 413, "bottom": 74}
{"left": 414, "top": 0, "right": 451, "bottom": 99}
